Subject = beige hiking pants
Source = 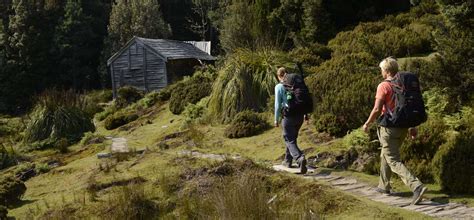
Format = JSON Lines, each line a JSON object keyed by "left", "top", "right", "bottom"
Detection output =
{"left": 377, "top": 126, "right": 423, "bottom": 192}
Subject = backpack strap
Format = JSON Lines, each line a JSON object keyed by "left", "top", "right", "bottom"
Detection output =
{"left": 381, "top": 80, "right": 397, "bottom": 116}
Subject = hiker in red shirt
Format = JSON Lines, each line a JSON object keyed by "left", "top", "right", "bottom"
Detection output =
{"left": 362, "top": 57, "right": 427, "bottom": 205}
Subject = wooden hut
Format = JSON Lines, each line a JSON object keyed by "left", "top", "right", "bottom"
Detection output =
{"left": 107, "top": 37, "right": 216, "bottom": 98}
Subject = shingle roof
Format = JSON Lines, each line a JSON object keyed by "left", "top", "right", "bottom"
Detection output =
{"left": 138, "top": 37, "right": 215, "bottom": 60}
{"left": 107, "top": 37, "right": 216, "bottom": 65}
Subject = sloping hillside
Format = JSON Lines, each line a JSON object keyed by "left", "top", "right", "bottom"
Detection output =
{"left": 2, "top": 102, "right": 466, "bottom": 219}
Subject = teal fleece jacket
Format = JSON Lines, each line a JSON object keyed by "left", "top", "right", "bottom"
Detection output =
{"left": 274, "top": 83, "right": 288, "bottom": 123}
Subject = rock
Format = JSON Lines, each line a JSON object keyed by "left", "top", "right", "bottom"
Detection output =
{"left": 350, "top": 152, "right": 379, "bottom": 174}
{"left": 97, "top": 153, "right": 112, "bottom": 159}
{"left": 47, "top": 160, "right": 61, "bottom": 168}
{"left": 157, "top": 141, "right": 169, "bottom": 150}
{"left": 186, "top": 140, "right": 197, "bottom": 148}
{"left": 111, "top": 137, "right": 129, "bottom": 153}
{"left": 16, "top": 168, "right": 37, "bottom": 181}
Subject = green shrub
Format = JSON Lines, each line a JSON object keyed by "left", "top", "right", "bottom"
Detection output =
{"left": 343, "top": 129, "right": 370, "bottom": 149}
{"left": 35, "top": 163, "right": 51, "bottom": 174}
{"left": 152, "top": 83, "right": 181, "bottom": 103}
{"left": 313, "top": 113, "right": 340, "bottom": 136}
{"left": 182, "top": 97, "right": 209, "bottom": 127}
{"left": 0, "top": 145, "right": 17, "bottom": 170}
{"left": 95, "top": 104, "right": 118, "bottom": 121}
{"left": 139, "top": 91, "right": 161, "bottom": 108}
{"left": 432, "top": 131, "right": 474, "bottom": 194}
{"left": 104, "top": 112, "right": 139, "bottom": 130}
{"left": 170, "top": 82, "right": 212, "bottom": 114}
{"left": 0, "top": 117, "right": 24, "bottom": 140}
{"left": 328, "top": 11, "right": 437, "bottom": 59}
{"left": 0, "top": 205, "right": 7, "bottom": 219}
{"left": 24, "top": 90, "right": 95, "bottom": 149}
{"left": 306, "top": 53, "right": 379, "bottom": 136}
{"left": 208, "top": 49, "right": 293, "bottom": 123}
{"left": 433, "top": 12, "right": 473, "bottom": 106}
{"left": 116, "top": 86, "right": 144, "bottom": 107}
{"left": 399, "top": 56, "right": 467, "bottom": 111}
{"left": 0, "top": 174, "right": 26, "bottom": 206}
{"left": 169, "top": 77, "right": 212, "bottom": 115}
{"left": 86, "top": 90, "right": 113, "bottom": 103}
{"left": 400, "top": 117, "right": 446, "bottom": 183}
{"left": 400, "top": 89, "right": 450, "bottom": 182}
{"left": 432, "top": 107, "right": 474, "bottom": 193}
{"left": 82, "top": 90, "right": 114, "bottom": 117}
{"left": 289, "top": 43, "right": 332, "bottom": 67}
{"left": 224, "top": 110, "right": 270, "bottom": 138}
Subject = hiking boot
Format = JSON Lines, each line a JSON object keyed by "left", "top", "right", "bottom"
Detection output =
{"left": 411, "top": 185, "right": 427, "bottom": 205}
{"left": 375, "top": 187, "right": 396, "bottom": 195}
{"left": 281, "top": 160, "right": 294, "bottom": 168}
{"left": 298, "top": 158, "right": 307, "bottom": 174}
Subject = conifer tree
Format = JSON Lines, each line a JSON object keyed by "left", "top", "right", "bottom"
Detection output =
{"left": 107, "top": 0, "right": 170, "bottom": 53}
{"left": 2, "top": 0, "right": 61, "bottom": 112}
{"left": 188, "top": 0, "right": 219, "bottom": 41}
{"left": 55, "top": 0, "right": 99, "bottom": 90}
{"left": 4, "top": 0, "right": 38, "bottom": 111}
{"left": 220, "top": 0, "right": 279, "bottom": 51}
{"left": 434, "top": 0, "right": 474, "bottom": 104}
{"left": 99, "top": 0, "right": 171, "bottom": 87}
{"left": 300, "top": 0, "right": 334, "bottom": 44}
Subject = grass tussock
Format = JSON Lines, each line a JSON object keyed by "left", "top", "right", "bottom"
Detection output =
{"left": 207, "top": 171, "right": 279, "bottom": 219}
{"left": 39, "top": 203, "right": 81, "bottom": 220}
{"left": 96, "top": 182, "right": 158, "bottom": 220}
{"left": 208, "top": 49, "right": 293, "bottom": 123}
{"left": 0, "top": 145, "right": 18, "bottom": 170}
{"left": 24, "top": 89, "right": 95, "bottom": 150}
{"left": 153, "top": 159, "right": 356, "bottom": 219}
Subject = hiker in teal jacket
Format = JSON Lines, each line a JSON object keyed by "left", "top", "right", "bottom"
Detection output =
{"left": 275, "top": 67, "right": 307, "bottom": 174}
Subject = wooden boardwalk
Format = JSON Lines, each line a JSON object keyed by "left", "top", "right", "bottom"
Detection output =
{"left": 273, "top": 165, "right": 474, "bottom": 220}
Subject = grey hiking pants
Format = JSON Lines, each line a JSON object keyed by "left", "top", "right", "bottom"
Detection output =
{"left": 282, "top": 114, "right": 305, "bottom": 164}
